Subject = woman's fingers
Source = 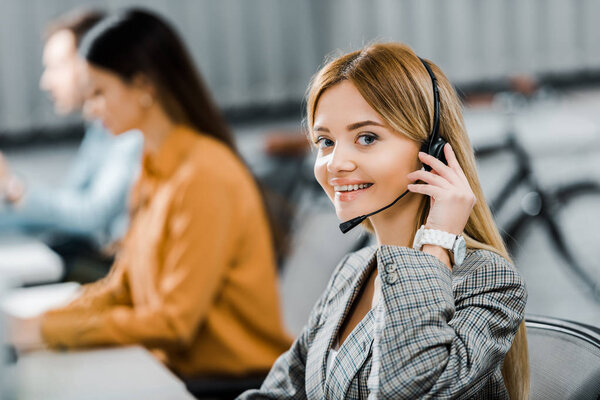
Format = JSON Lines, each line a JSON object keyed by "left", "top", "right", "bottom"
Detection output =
{"left": 418, "top": 151, "right": 459, "bottom": 185}
{"left": 443, "top": 144, "right": 469, "bottom": 184}
{"left": 407, "top": 169, "right": 452, "bottom": 189}
{"left": 407, "top": 183, "right": 443, "bottom": 198}
{"left": 444, "top": 143, "right": 460, "bottom": 171}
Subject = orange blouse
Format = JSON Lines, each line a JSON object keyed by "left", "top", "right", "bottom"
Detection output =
{"left": 41, "top": 125, "right": 291, "bottom": 376}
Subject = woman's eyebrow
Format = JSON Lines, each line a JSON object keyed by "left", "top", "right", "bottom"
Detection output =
{"left": 347, "top": 120, "right": 384, "bottom": 130}
{"left": 313, "top": 120, "right": 384, "bottom": 132}
{"left": 313, "top": 125, "right": 330, "bottom": 133}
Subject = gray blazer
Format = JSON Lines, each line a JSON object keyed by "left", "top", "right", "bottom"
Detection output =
{"left": 240, "top": 245, "right": 527, "bottom": 399}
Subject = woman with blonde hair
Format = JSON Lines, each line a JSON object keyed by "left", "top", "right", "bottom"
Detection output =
{"left": 240, "top": 42, "right": 529, "bottom": 399}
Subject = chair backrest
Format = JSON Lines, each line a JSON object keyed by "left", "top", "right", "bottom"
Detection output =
{"left": 526, "top": 315, "right": 600, "bottom": 399}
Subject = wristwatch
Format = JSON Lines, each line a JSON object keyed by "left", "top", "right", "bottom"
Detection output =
{"left": 412, "top": 225, "right": 466, "bottom": 267}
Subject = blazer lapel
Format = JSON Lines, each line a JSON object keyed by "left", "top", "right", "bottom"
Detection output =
{"left": 324, "top": 308, "right": 375, "bottom": 399}
{"left": 315, "top": 249, "right": 377, "bottom": 398}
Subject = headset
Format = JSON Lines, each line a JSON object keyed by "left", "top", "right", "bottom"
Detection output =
{"left": 339, "top": 57, "right": 447, "bottom": 233}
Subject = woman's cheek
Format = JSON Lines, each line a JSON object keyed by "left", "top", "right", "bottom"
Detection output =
{"left": 314, "top": 154, "right": 332, "bottom": 198}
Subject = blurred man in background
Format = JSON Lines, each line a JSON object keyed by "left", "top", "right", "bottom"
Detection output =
{"left": 0, "top": 9, "right": 143, "bottom": 281}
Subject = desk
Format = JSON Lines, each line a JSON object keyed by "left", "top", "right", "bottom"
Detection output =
{"left": 9, "top": 346, "right": 196, "bottom": 400}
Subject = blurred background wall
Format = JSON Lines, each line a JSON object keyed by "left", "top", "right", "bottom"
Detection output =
{"left": 1, "top": 0, "right": 600, "bottom": 133}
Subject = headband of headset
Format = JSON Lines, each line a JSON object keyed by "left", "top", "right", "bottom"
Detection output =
{"left": 418, "top": 57, "right": 446, "bottom": 170}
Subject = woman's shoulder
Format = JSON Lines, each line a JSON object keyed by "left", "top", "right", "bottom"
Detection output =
{"left": 181, "top": 130, "right": 249, "bottom": 182}
{"left": 341, "top": 245, "right": 521, "bottom": 288}
{"left": 189, "top": 131, "right": 238, "bottom": 164}
{"left": 328, "top": 245, "right": 522, "bottom": 292}
{"left": 313, "top": 246, "right": 375, "bottom": 296}
{"left": 326, "top": 245, "right": 378, "bottom": 292}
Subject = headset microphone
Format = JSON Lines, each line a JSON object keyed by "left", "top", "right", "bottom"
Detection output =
{"left": 338, "top": 57, "right": 447, "bottom": 234}
{"left": 339, "top": 188, "right": 411, "bottom": 233}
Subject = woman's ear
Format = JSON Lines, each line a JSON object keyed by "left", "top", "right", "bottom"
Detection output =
{"left": 132, "top": 73, "right": 156, "bottom": 95}
{"left": 132, "top": 74, "right": 156, "bottom": 109}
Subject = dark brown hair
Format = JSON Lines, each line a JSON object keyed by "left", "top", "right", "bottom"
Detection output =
{"left": 79, "top": 8, "right": 234, "bottom": 149}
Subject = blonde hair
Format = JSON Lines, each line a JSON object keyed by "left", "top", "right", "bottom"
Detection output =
{"left": 306, "top": 42, "right": 529, "bottom": 399}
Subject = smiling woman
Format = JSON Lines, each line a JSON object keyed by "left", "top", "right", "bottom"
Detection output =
{"left": 240, "top": 42, "right": 529, "bottom": 400}
{"left": 312, "top": 81, "right": 421, "bottom": 224}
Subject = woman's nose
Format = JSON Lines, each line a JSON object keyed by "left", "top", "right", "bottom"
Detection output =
{"left": 327, "top": 144, "right": 356, "bottom": 174}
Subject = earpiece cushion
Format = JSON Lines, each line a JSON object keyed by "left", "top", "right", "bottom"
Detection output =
{"left": 421, "top": 137, "right": 447, "bottom": 171}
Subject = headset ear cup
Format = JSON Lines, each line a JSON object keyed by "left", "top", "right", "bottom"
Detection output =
{"left": 432, "top": 137, "right": 447, "bottom": 164}
{"left": 422, "top": 137, "right": 447, "bottom": 171}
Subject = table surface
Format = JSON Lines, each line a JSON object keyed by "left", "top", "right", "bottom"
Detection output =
{"left": 5, "top": 346, "right": 196, "bottom": 400}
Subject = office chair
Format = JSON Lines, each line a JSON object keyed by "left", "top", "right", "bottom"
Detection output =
{"left": 526, "top": 315, "right": 600, "bottom": 399}
{"left": 183, "top": 373, "right": 267, "bottom": 400}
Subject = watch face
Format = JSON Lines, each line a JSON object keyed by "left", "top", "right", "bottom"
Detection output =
{"left": 453, "top": 236, "right": 467, "bottom": 265}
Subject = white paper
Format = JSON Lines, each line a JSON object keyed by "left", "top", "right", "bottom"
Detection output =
{"left": 1, "top": 282, "right": 81, "bottom": 319}
{"left": 0, "top": 235, "right": 64, "bottom": 285}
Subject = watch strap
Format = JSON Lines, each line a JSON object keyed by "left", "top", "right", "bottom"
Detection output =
{"left": 413, "top": 225, "right": 457, "bottom": 250}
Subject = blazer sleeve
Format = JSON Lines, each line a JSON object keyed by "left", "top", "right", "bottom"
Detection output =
{"left": 368, "top": 247, "right": 527, "bottom": 399}
{"left": 239, "top": 254, "right": 351, "bottom": 400}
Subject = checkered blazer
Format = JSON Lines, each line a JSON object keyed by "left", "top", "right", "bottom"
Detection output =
{"left": 239, "top": 245, "right": 527, "bottom": 399}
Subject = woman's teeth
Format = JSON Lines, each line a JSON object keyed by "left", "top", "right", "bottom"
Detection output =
{"left": 334, "top": 183, "right": 372, "bottom": 192}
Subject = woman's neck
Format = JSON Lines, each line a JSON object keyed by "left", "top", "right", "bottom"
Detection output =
{"left": 369, "top": 192, "right": 424, "bottom": 248}
{"left": 139, "top": 105, "right": 177, "bottom": 154}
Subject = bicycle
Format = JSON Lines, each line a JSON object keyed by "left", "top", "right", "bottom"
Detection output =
{"left": 475, "top": 92, "right": 600, "bottom": 303}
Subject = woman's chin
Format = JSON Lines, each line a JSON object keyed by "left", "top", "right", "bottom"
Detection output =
{"left": 105, "top": 125, "right": 127, "bottom": 135}
{"left": 335, "top": 207, "right": 366, "bottom": 223}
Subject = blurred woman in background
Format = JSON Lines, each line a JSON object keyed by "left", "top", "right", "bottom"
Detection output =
{"left": 0, "top": 9, "right": 143, "bottom": 276}
{"left": 16, "top": 8, "right": 291, "bottom": 378}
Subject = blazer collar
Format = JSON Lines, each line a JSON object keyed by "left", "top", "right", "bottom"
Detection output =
{"left": 324, "top": 309, "right": 375, "bottom": 399}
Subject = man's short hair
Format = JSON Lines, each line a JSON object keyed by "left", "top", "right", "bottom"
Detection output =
{"left": 45, "top": 8, "right": 106, "bottom": 47}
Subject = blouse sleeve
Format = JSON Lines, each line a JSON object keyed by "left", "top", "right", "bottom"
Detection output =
{"left": 41, "top": 259, "right": 131, "bottom": 346}
{"left": 14, "top": 131, "right": 141, "bottom": 242}
{"left": 40, "top": 169, "right": 241, "bottom": 349}
{"left": 368, "top": 246, "right": 526, "bottom": 399}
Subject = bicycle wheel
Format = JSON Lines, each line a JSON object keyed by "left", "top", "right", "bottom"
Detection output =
{"left": 550, "top": 181, "right": 600, "bottom": 302}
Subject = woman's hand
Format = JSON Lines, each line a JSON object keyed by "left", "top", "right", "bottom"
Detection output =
{"left": 7, "top": 314, "right": 46, "bottom": 353}
{"left": 407, "top": 143, "right": 476, "bottom": 235}
{"left": 0, "top": 152, "right": 25, "bottom": 204}
{"left": 0, "top": 151, "right": 10, "bottom": 197}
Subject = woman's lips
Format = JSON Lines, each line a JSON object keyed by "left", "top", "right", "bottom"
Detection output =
{"left": 334, "top": 184, "right": 373, "bottom": 202}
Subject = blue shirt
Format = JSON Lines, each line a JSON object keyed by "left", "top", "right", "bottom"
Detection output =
{"left": 0, "top": 122, "right": 143, "bottom": 247}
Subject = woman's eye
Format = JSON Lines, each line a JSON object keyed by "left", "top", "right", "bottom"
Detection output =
{"left": 357, "top": 134, "right": 378, "bottom": 146}
{"left": 316, "top": 137, "right": 334, "bottom": 149}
